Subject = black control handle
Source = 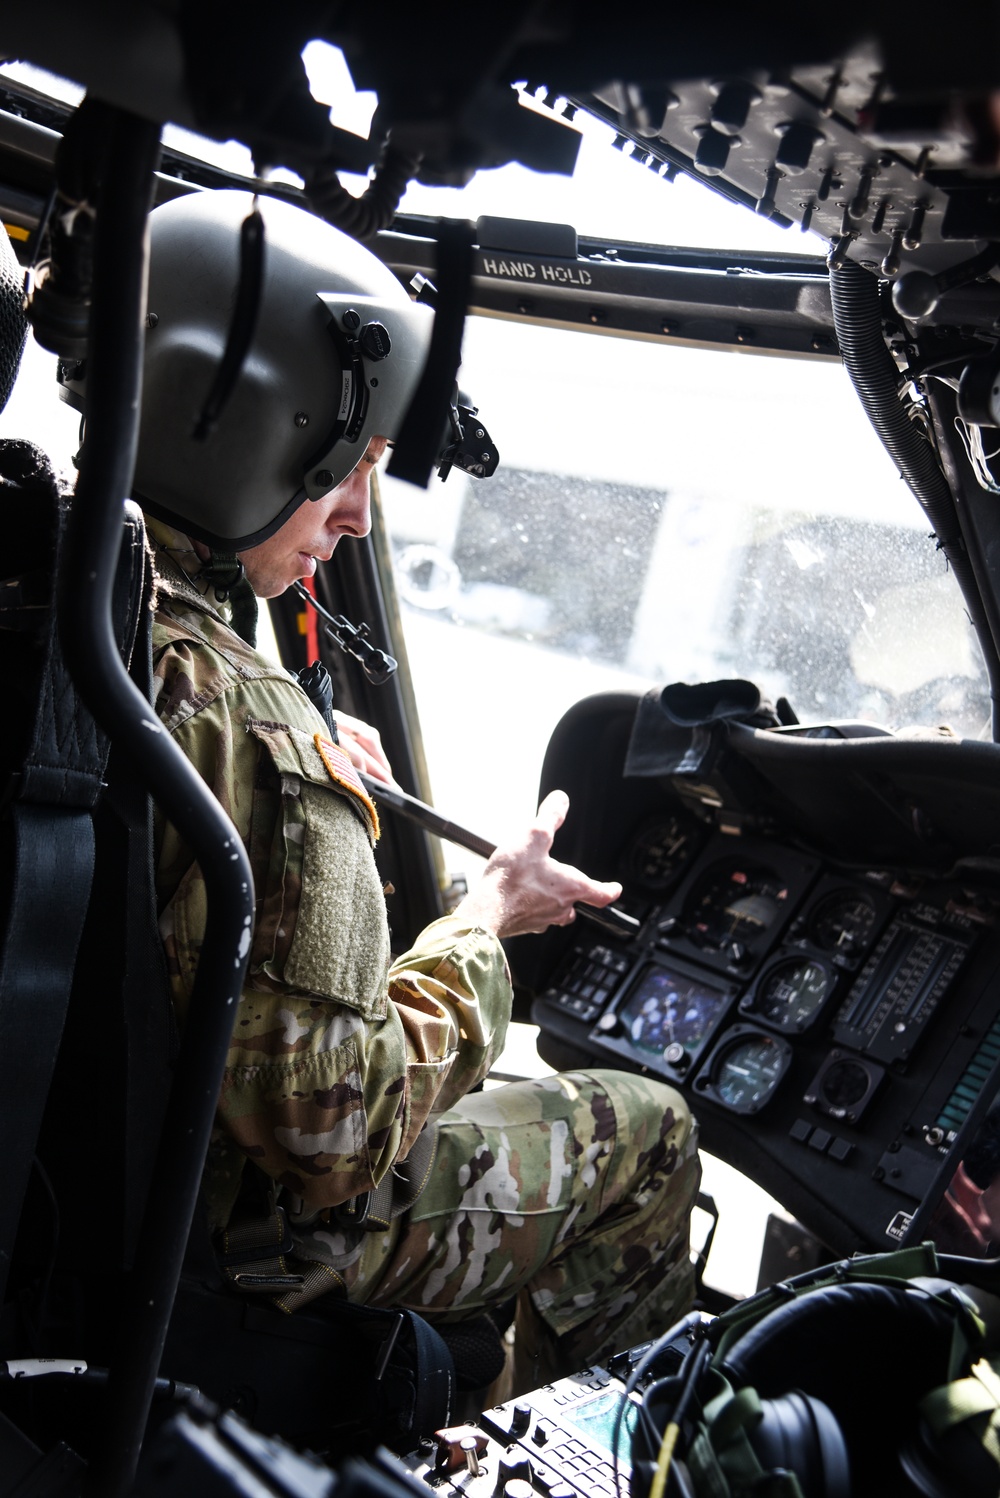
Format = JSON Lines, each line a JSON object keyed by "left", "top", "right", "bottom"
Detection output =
{"left": 358, "top": 773, "right": 639, "bottom": 938}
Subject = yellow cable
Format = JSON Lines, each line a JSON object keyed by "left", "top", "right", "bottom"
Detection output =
{"left": 648, "top": 1420, "right": 680, "bottom": 1498}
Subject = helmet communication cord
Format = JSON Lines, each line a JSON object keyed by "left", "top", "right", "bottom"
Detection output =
{"left": 199, "top": 551, "right": 258, "bottom": 646}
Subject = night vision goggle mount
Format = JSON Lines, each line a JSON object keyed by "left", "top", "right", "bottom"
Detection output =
{"left": 436, "top": 393, "right": 499, "bottom": 482}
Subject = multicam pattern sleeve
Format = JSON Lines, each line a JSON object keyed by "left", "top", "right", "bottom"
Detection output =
{"left": 150, "top": 548, "right": 511, "bottom": 1226}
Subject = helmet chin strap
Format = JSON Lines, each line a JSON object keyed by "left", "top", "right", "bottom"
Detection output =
{"left": 199, "top": 549, "right": 258, "bottom": 647}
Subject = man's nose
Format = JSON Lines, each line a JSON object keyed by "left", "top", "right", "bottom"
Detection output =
{"left": 333, "top": 466, "right": 373, "bottom": 538}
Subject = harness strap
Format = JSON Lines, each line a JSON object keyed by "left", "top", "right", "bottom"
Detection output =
{"left": 920, "top": 1357, "right": 1000, "bottom": 1464}
{"left": 332, "top": 1123, "right": 439, "bottom": 1233}
{"left": 216, "top": 1128, "right": 440, "bottom": 1314}
{"left": 217, "top": 1205, "right": 301, "bottom": 1287}
{"left": 0, "top": 803, "right": 95, "bottom": 1300}
{"left": 0, "top": 442, "right": 128, "bottom": 1303}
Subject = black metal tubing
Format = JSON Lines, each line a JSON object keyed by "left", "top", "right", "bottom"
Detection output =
{"left": 55, "top": 109, "right": 255, "bottom": 1496}
{"left": 829, "top": 262, "right": 1000, "bottom": 739}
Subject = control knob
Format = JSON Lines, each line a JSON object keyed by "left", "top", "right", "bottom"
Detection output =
{"left": 510, "top": 1405, "right": 532, "bottom": 1437}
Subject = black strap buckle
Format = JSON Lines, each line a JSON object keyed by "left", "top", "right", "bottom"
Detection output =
{"left": 333, "top": 1189, "right": 389, "bottom": 1233}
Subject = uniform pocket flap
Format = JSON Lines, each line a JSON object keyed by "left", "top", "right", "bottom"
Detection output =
{"left": 248, "top": 719, "right": 326, "bottom": 781}
{"left": 247, "top": 718, "right": 390, "bottom": 1022}
{"left": 248, "top": 720, "right": 379, "bottom": 843}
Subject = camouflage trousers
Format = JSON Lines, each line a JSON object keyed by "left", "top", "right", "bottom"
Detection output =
{"left": 317, "top": 1070, "right": 700, "bottom": 1390}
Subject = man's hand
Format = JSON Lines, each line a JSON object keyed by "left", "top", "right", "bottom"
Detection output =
{"left": 454, "top": 790, "right": 622, "bottom": 940}
{"left": 332, "top": 709, "right": 398, "bottom": 787}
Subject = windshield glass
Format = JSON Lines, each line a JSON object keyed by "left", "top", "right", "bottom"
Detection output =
{"left": 380, "top": 315, "right": 989, "bottom": 846}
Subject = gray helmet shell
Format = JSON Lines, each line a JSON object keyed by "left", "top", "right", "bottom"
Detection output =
{"left": 133, "top": 189, "right": 432, "bottom": 548}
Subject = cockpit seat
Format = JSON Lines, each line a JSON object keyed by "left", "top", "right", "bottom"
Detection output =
{"left": 0, "top": 225, "right": 499, "bottom": 1468}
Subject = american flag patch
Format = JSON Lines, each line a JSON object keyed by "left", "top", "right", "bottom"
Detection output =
{"left": 314, "top": 733, "right": 381, "bottom": 841}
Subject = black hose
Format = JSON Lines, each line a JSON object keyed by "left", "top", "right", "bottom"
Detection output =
{"left": 306, "top": 141, "right": 420, "bottom": 241}
{"left": 56, "top": 109, "right": 255, "bottom": 1497}
{"left": 829, "top": 264, "right": 959, "bottom": 539}
{"left": 829, "top": 261, "right": 1000, "bottom": 736}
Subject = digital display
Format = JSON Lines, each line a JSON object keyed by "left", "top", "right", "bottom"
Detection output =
{"left": 619, "top": 966, "right": 730, "bottom": 1060}
{"left": 562, "top": 1387, "right": 639, "bottom": 1463}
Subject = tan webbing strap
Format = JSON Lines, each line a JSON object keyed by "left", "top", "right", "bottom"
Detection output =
{"left": 217, "top": 1204, "right": 305, "bottom": 1294}
{"left": 216, "top": 1205, "right": 344, "bottom": 1311}
{"left": 216, "top": 1129, "right": 440, "bottom": 1313}
{"left": 333, "top": 1124, "right": 439, "bottom": 1233}
{"left": 919, "top": 1357, "right": 1000, "bottom": 1465}
{"left": 270, "top": 1261, "right": 346, "bottom": 1316}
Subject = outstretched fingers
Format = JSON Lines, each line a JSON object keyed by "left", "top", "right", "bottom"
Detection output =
{"left": 532, "top": 788, "right": 570, "bottom": 845}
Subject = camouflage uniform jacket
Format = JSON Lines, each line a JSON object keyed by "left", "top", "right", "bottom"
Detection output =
{"left": 147, "top": 521, "right": 512, "bottom": 1230}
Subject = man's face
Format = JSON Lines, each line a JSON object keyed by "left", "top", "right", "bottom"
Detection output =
{"left": 238, "top": 437, "right": 386, "bottom": 598}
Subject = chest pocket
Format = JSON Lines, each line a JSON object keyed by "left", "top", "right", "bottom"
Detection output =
{"left": 247, "top": 720, "right": 390, "bottom": 1021}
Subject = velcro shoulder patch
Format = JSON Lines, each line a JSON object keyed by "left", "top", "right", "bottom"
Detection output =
{"left": 314, "top": 733, "right": 381, "bottom": 843}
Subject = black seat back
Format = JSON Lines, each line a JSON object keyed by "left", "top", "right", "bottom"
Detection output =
{"left": 0, "top": 436, "right": 171, "bottom": 1330}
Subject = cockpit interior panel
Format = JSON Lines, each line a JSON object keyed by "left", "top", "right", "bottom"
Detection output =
{"left": 6, "top": 7, "right": 1000, "bottom": 1488}
{"left": 512, "top": 693, "right": 1000, "bottom": 1260}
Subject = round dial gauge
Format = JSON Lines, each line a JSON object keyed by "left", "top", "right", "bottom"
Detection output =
{"left": 685, "top": 863, "right": 789, "bottom": 953}
{"left": 621, "top": 815, "right": 700, "bottom": 893}
{"left": 808, "top": 889, "right": 878, "bottom": 959}
{"left": 699, "top": 1029, "right": 792, "bottom": 1114}
{"left": 804, "top": 1051, "right": 884, "bottom": 1123}
{"left": 752, "top": 956, "right": 833, "bottom": 1032}
{"left": 820, "top": 1058, "right": 871, "bottom": 1109}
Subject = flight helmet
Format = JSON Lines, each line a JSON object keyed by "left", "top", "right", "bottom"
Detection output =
{"left": 64, "top": 188, "right": 433, "bottom": 549}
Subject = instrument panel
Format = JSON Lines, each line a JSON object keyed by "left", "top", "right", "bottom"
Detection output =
{"left": 522, "top": 699, "right": 1000, "bottom": 1257}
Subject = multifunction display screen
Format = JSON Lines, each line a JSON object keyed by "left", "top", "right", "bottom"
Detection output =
{"left": 619, "top": 965, "right": 730, "bottom": 1063}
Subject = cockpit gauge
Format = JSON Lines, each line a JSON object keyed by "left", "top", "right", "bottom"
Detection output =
{"left": 620, "top": 813, "right": 702, "bottom": 893}
{"left": 740, "top": 954, "right": 836, "bottom": 1034}
{"left": 808, "top": 889, "right": 879, "bottom": 960}
{"left": 589, "top": 959, "right": 735, "bottom": 1078}
{"left": 620, "top": 968, "right": 728, "bottom": 1062}
{"left": 695, "top": 1026, "right": 793, "bottom": 1115}
{"left": 804, "top": 1049, "right": 885, "bottom": 1124}
{"left": 684, "top": 862, "right": 789, "bottom": 957}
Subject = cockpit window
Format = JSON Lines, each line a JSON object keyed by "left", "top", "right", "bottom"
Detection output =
{"left": 380, "top": 313, "right": 990, "bottom": 841}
